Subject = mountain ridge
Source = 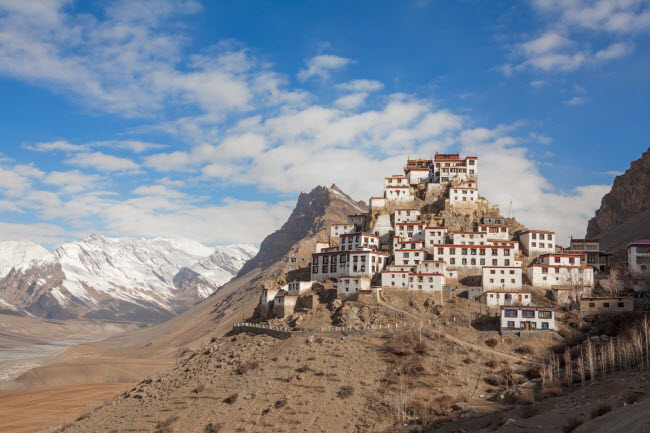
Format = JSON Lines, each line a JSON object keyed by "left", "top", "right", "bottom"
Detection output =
{"left": 0, "top": 235, "right": 257, "bottom": 322}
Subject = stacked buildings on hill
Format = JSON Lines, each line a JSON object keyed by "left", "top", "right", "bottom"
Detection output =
{"left": 310, "top": 153, "right": 594, "bottom": 306}
{"left": 259, "top": 153, "right": 599, "bottom": 326}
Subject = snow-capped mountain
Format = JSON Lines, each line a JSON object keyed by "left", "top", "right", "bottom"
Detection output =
{"left": 0, "top": 240, "right": 49, "bottom": 278}
{"left": 0, "top": 235, "right": 257, "bottom": 322}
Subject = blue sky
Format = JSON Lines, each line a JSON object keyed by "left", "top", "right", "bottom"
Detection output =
{"left": 0, "top": 0, "right": 648, "bottom": 249}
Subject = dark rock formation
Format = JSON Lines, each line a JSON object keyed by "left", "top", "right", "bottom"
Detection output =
{"left": 586, "top": 148, "right": 650, "bottom": 252}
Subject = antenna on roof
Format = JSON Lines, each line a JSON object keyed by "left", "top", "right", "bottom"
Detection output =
{"left": 507, "top": 200, "right": 512, "bottom": 219}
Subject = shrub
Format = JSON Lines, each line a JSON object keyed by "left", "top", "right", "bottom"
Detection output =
{"left": 485, "top": 337, "right": 498, "bottom": 348}
{"left": 297, "top": 363, "right": 310, "bottom": 373}
{"left": 224, "top": 393, "right": 238, "bottom": 404}
{"left": 485, "top": 359, "right": 498, "bottom": 369}
{"left": 204, "top": 422, "right": 223, "bottom": 433}
{"left": 315, "top": 336, "right": 324, "bottom": 344}
{"left": 236, "top": 360, "right": 260, "bottom": 374}
{"left": 337, "top": 386, "right": 354, "bottom": 399}
{"left": 516, "top": 345, "right": 534, "bottom": 355}
{"left": 192, "top": 384, "right": 205, "bottom": 394}
{"left": 526, "top": 365, "right": 542, "bottom": 379}
{"left": 274, "top": 398, "right": 287, "bottom": 408}
{"left": 414, "top": 341, "right": 428, "bottom": 354}
{"left": 562, "top": 416, "right": 583, "bottom": 433}
{"left": 591, "top": 403, "right": 612, "bottom": 419}
{"left": 540, "top": 386, "right": 563, "bottom": 398}
{"left": 463, "top": 357, "right": 472, "bottom": 364}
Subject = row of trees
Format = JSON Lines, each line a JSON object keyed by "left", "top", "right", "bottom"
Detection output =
{"left": 542, "top": 315, "right": 649, "bottom": 388}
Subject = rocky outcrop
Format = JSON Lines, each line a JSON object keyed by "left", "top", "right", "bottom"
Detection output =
{"left": 586, "top": 148, "right": 650, "bottom": 252}
{"left": 237, "top": 185, "right": 367, "bottom": 277}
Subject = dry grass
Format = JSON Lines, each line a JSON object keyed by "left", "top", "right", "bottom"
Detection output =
{"left": 590, "top": 403, "right": 612, "bottom": 419}
{"left": 540, "top": 386, "right": 564, "bottom": 398}
{"left": 515, "top": 344, "right": 534, "bottom": 355}
{"left": 515, "top": 390, "right": 535, "bottom": 405}
{"left": 154, "top": 416, "right": 179, "bottom": 433}
{"left": 562, "top": 416, "right": 583, "bottom": 433}
{"left": 485, "top": 359, "right": 498, "bottom": 369}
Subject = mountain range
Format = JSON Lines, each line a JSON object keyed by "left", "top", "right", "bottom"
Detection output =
{"left": 0, "top": 235, "right": 257, "bottom": 322}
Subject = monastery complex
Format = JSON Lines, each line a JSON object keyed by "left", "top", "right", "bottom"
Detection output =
{"left": 258, "top": 153, "right": 633, "bottom": 333}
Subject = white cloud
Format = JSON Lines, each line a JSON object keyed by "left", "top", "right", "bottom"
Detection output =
{"left": 43, "top": 170, "right": 100, "bottom": 194}
{"left": 297, "top": 54, "right": 353, "bottom": 82}
{"left": 66, "top": 151, "right": 140, "bottom": 172}
{"left": 533, "top": 0, "right": 650, "bottom": 33}
{"left": 520, "top": 31, "right": 572, "bottom": 56}
{"left": 595, "top": 41, "right": 634, "bottom": 60}
{"left": 334, "top": 92, "right": 368, "bottom": 109}
{"left": 336, "top": 79, "right": 384, "bottom": 92}
{"left": 564, "top": 96, "right": 587, "bottom": 105}
{"left": 504, "top": 2, "right": 646, "bottom": 74}
{"left": 28, "top": 140, "right": 87, "bottom": 152}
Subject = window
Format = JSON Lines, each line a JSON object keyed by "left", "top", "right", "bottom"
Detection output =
{"left": 313, "top": 257, "right": 319, "bottom": 265}
{"left": 312, "top": 266, "right": 318, "bottom": 273}
{"left": 504, "top": 310, "right": 517, "bottom": 317}
{"left": 507, "top": 321, "right": 515, "bottom": 328}
{"left": 541, "top": 322, "right": 549, "bottom": 329}
{"left": 522, "top": 310, "right": 535, "bottom": 318}
{"left": 618, "top": 302, "right": 625, "bottom": 308}
{"left": 538, "top": 311, "right": 552, "bottom": 319}
{"left": 604, "top": 303, "right": 609, "bottom": 308}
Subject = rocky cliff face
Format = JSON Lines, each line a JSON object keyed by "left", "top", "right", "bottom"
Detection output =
{"left": 586, "top": 148, "right": 650, "bottom": 252}
{"left": 237, "top": 185, "right": 367, "bottom": 277}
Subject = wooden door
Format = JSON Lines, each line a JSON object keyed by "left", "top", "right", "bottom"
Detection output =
{"left": 525, "top": 322, "right": 531, "bottom": 331}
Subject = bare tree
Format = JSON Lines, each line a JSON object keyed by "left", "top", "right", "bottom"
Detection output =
{"left": 564, "top": 347, "right": 573, "bottom": 387}
{"left": 577, "top": 351, "right": 585, "bottom": 387}
{"left": 586, "top": 338, "right": 595, "bottom": 382}
{"left": 641, "top": 315, "right": 650, "bottom": 368}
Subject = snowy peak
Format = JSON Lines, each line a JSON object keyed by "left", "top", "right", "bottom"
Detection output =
{"left": 189, "top": 243, "right": 258, "bottom": 298}
{"left": 0, "top": 240, "right": 49, "bottom": 278}
{"left": 0, "top": 235, "right": 257, "bottom": 322}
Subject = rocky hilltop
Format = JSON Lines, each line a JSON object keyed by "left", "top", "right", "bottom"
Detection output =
{"left": 237, "top": 185, "right": 367, "bottom": 277}
{"left": 586, "top": 148, "right": 650, "bottom": 252}
{"left": 0, "top": 236, "right": 257, "bottom": 322}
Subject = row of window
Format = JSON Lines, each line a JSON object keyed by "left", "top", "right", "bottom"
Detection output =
{"left": 506, "top": 321, "right": 550, "bottom": 329}
{"left": 530, "top": 233, "right": 553, "bottom": 241}
{"left": 437, "top": 248, "right": 511, "bottom": 256}
{"left": 503, "top": 310, "right": 552, "bottom": 318}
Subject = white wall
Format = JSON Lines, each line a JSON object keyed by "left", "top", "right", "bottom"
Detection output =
{"left": 629, "top": 245, "right": 650, "bottom": 277}
{"left": 520, "top": 231, "right": 555, "bottom": 256}
{"left": 485, "top": 291, "right": 531, "bottom": 307}
{"left": 408, "top": 273, "right": 444, "bottom": 292}
{"left": 482, "top": 266, "right": 522, "bottom": 290}
{"left": 394, "top": 249, "right": 428, "bottom": 266}
{"left": 527, "top": 265, "right": 594, "bottom": 288}
{"left": 501, "top": 308, "right": 555, "bottom": 331}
